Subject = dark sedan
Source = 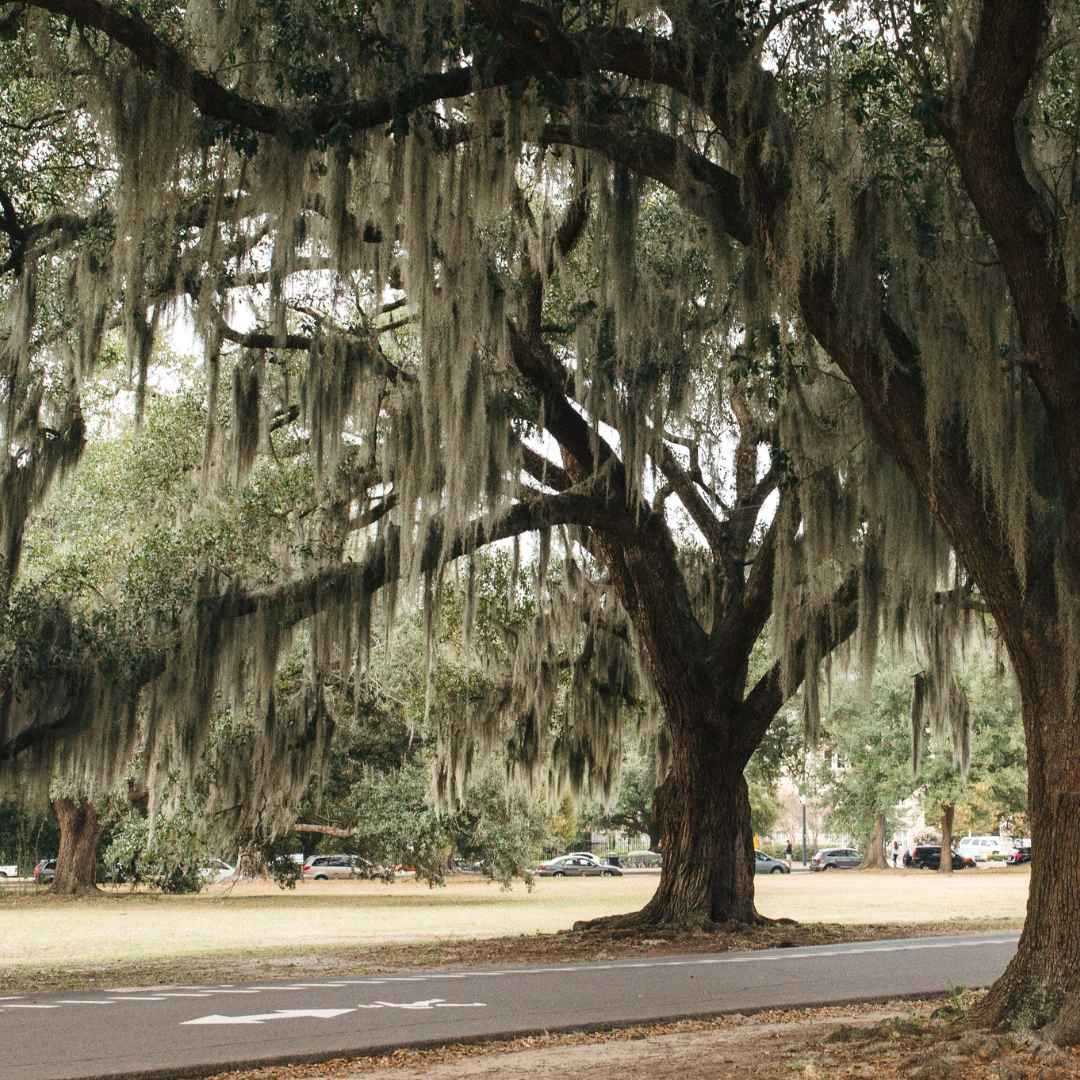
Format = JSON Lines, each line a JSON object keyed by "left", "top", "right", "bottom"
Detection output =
{"left": 535, "top": 855, "right": 622, "bottom": 877}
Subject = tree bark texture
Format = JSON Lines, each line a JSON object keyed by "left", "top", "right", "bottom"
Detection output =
{"left": 862, "top": 813, "right": 888, "bottom": 869}
{"left": 577, "top": 718, "right": 758, "bottom": 930}
{"left": 50, "top": 798, "right": 102, "bottom": 895}
{"left": 939, "top": 804, "right": 955, "bottom": 876}
{"left": 977, "top": 664, "right": 1080, "bottom": 1040}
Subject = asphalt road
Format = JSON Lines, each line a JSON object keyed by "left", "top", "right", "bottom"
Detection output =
{"left": 1, "top": 932, "right": 1019, "bottom": 1080}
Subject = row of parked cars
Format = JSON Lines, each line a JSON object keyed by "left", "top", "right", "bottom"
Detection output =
{"left": 807, "top": 836, "right": 1033, "bottom": 872}
{"left": 30, "top": 854, "right": 396, "bottom": 885}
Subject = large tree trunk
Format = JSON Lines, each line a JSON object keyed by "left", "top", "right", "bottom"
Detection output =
{"left": 977, "top": 662, "right": 1080, "bottom": 1041}
{"left": 861, "top": 813, "right": 888, "bottom": 869}
{"left": 50, "top": 798, "right": 102, "bottom": 895}
{"left": 577, "top": 720, "right": 758, "bottom": 930}
{"left": 939, "top": 804, "right": 955, "bottom": 876}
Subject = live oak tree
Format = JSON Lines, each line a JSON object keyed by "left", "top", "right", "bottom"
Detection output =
{"left": 5, "top": 364, "right": 337, "bottom": 891}
{"left": 4, "top": 2, "right": 1080, "bottom": 1034}
{"left": 0, "top": 1, "right": 876, "bottom": 930}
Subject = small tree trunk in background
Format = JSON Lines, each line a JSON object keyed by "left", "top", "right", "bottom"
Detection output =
{"left": 235, "top": 848, "right": 269, "bottom": 879}
{"left": 861, "top": 813, "right": 889, "bottom": 869}
{"left": 50, "top": 798, "right": 102, "bottom": 895}
{"left": 939, "top": 803, "right": 955, "bottom": 875}
{"left": 293, "top": 823, "right": 353, "bottom": 838}
{"left": 647, "top": 819, "right": 661, "bottom": 853}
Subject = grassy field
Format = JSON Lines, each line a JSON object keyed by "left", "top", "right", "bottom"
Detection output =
{"left": 0, "top": 867, "right": 1029, "bottom": 980}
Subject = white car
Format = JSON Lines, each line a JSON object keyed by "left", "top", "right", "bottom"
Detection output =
{"left": 955, "top": 836, "right": 1015, "bottom": 863}
{"left": 0, "top": 865, "right": 17, "bottom": 878}
{"left": 200, "top": 859, "right": 235, "bottom": 883}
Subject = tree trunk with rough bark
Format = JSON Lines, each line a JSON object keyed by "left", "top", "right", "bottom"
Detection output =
{"left": 939, "top": 804, "right": 955, "bottom": 876}
{"left": 577, "top": 716, "right": 760, "bottom": 930}
{"left": 977, "top": 662, "right": 1080, "bottom": 1040}
{"left": 50, "top": 798, "right": 102, "bottom": 895}
{"left": 862, "top": 814, "right": 888, "bottom": 869}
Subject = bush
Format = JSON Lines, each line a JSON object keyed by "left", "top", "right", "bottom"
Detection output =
{"left": 103, "top": 807, "right": 215, "bottom": 893}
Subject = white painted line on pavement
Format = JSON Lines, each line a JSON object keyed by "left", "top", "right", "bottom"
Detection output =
{"left": 1, "top": 934, "right": 1020, "bottom": 1020}
{"left": 347, "top": 936, "right": 1020, "bottom": 986}
{"left": 355, "top": 999, "right": 487, "bottom": 1011}
{"left": 183, "top": 1008, "right": 356, "bottom": 1026}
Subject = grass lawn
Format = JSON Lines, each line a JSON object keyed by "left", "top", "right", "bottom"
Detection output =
{"left": 0, "top": 867, "right": 1029, "bottom": 993}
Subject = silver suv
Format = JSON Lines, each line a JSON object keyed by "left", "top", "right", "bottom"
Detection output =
{"left": 810, "top": 847, "right": 862, "bottom": 871}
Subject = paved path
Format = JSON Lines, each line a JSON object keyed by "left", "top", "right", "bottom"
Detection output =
{"left": 0, "top": 933, "right": 1019, "bottom": 1080}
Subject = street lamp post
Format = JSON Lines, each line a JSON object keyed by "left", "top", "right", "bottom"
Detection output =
{"left": 801, "top": 797, "right": 808, "bottom": 867}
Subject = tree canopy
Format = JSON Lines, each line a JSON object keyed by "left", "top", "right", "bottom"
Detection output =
{"left": 4, "top": 0, "right": 1080, "bottom": 1037}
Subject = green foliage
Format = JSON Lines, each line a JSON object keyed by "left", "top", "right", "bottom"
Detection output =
{"left": 347, "top": 760, "right": 547, "bottom": 888}
{"left": 0, "top": 800, "right": 58, "bottom": 872}
{"left": 103, "top": 803, "right": 215, "bottom": 893}
{"left": 820, "top": 650, "right": 1025, "bottom": 847}
{"left": 591, "top": 742, "right": 657, "bottom": 846}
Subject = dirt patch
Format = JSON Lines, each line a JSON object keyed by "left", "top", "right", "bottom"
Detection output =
{"left": 206, "top": 995, "right": 1080, "bottom": 1079}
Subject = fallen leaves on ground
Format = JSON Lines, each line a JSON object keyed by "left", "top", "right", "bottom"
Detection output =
{"left": 205, "top": 994, "right": 1080, "bottom": 1079}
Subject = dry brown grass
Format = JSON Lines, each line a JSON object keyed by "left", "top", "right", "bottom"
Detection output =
{"left": 0, "top": 868, "right": 1029, "bottom": 995}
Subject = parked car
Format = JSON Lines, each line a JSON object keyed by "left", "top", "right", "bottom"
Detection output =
{"left": 33, "top": 858, "right": 56, "bottom": 884}
{"left": 449, "top": 859, "right": 486, "bottom": 874}
{"left": 809, "top": 847, "right": 861, "bottom": 871}
{"left": 955, "top": 835, "right": 1015, "bottom": 863}
{"left": 1006, "top": 846, "right": 1032, "bottom": 865}
{"left": 622, "top": 850, "right": 663, "bottom": 868}
{"left": 754, "top": 851, "right": 791, "bottom": 875}
{"left": 535, "top": 855, "right": 622, "bottom": 877}
{"left": 302, "top": 854, "right": 385, "bottom": 880}
{"left": 0, "top": 864, "right": 17, "bottom": 878}
{"left": 199, "top": 859, "right": 235, "bottom": 883}
{"left": 906, "top": 845, "right": 974, "bottom": 870}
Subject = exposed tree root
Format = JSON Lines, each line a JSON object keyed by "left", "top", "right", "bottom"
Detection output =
{"left": 571, "top": 907, "right": 795, "bottom": 936}
{"left": 974, "top": 971, "right": 1080, "bottom": 1047}
{"left": 47, "top": 883, "right": 102, "bottom": 898}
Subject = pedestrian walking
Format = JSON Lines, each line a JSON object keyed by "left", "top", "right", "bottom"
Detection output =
{"left": 891, "top": 839, "right": 900, "bottom": 868}
{"left": 785, "top": 839, "right": 793, "bottom": 866}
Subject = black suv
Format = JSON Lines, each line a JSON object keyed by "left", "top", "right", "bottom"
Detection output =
{"left": 904, "top": 845, "right": 973, "bottom": 870}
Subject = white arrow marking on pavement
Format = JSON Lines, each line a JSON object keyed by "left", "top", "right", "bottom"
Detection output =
{"left": 182, "top": 1008, "right": 355, "bottom": 1026}
{"left": 354, "top": 998, "right": 487, "bottom": 1010}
